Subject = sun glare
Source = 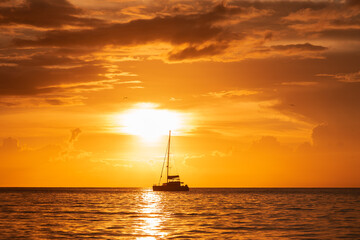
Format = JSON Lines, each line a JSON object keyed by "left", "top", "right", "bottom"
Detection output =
{"left": 117, "top": 103, "right": 183, "bottom": 142}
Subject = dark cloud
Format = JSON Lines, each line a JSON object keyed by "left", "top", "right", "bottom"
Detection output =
{"left": 7, "top": 0, "right": 358, "bottom": 63}
{"left": 346, "top": 0, "right": 360, "bottom": 7}
{"left": 0, "top": 47, "right": 140, "bottom": 105}
{"left": 317, "top": 71, "right": 360, "bottom": 83}
{"left": 271, "top": 43, "right": 327, "bottom": 52}
{"left": 0, "top": 0, "right": 104, "bottom": 27}
{"left": 45, "top": 98, "right": 67, "bottom": 106}
{"left": 13, "top": 3, "right": 243, "bottom": 48}
{"left": 0, "top": 62, "right": 106, "bottom": 95}
{"left": 280, "top": 0, "right": 360, "bottom": 42}
{"left": 247, "top": 42, "right": 328, "bottom": 59}
{"left": 168, "top": 43, "right": 229, "bottom": 61}
{"left": 0, "top": 53, "right": 83, "bottom": 67}
{"left": 0, "top": 0, "right": 359, "bottom": 107}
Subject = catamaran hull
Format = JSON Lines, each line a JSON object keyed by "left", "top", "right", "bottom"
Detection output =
{"left": 153, "top": 185, "right": 189, "bottom": 191}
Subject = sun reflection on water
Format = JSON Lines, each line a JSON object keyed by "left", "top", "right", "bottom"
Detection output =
{"left": 136, "top": 190, "right": 166, "bottom": 239}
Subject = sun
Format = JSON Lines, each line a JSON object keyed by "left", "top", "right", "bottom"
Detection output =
{"left": 116, "top": 103, "right": 183, "bottom": 142}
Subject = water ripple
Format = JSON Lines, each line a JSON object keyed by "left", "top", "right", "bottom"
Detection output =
{"left": 0, "top": 188, "right": 359, "bottom": 239}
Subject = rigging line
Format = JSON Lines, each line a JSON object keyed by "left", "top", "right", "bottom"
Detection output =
{"left": 158, "top": 137, "right": 168, "bottom": 185}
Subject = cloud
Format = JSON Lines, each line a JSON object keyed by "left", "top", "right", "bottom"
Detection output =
{"left": 11, "top": 3, "right": 271, "bottom": 62}
{"left": 0, "top": 61, "right": 106, "bottom": 95}
{"left": 0, "top": 2, "right": 260, "bottom": 105}
{"left": 0, "top": 53, "right": 83, "bottom": 67}
{"left": 317, "top": 71, "right": 360, "bottom": 83}
{"left": 250, "top": 136, "right": 291, "bottom": 155}
{"left": 13, "top": 4, "right": 240, "bottom": 47}
{"left": 281, "top": 81, "right": 318, "bottom": 86}
{"left": 168, "top": 42, "right": 230, "bottom": 61}
{"left": 0, "top": 95, "right": 86, "bottom": 107}
{"left": 0, "top": 49, "right": 141, "bottom": 104}
{"left": 0, "top": 0, "right": 359, "bottom": 110}
{"left": 0, "top": 3, "right": 261, "bottom": 103}
{"left": 1, "top": 137, "right": 20, "bottom": 152}
{"left": 69, "top": 128, "right": 81, "bottom": 143}
{"left": 0, "top": 132, "right": 99, "bottom": 186}
{"left": 271, "top": 43, "right": 327, "bottom": 52}
{"left": 211, "top": 150, "right": 232, "bottom": 158}
{"left": 4, "top": 0, "right": 359, "bottom": 62}
{"left": 183, "top": 132, "right": 360, "bottom": 186}
{"left": 312, "top": 123, "right": 360, "bottom": 151}
{"left": 282, "top": 1, "right": 360, "bottom": 38}
{"left": 38, "top": 79, "right": 142, "bottom": 94}
{"left": 56, "top": 128, "right": 93, "bottom": 162}
{"left": 247, "top": 43, "right": 328, "bottom": 59}
{"left": 203, "top": 89, "right": 260, "bottom": 98}
{"left": 347, "top": 0, "right": 360, "bottom": 7}
{"left": 0, "top": 0, "right": 104, "bottom": 27}
{"left": 273, "top": 77, "right": 360, "bottom": 154}
{"left": 0, "top": 129, "right": 91, "bottom": 170}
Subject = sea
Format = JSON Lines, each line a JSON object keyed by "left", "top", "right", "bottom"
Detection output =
{"left": 0, "top": 188, "right": 359, "bottom": 239}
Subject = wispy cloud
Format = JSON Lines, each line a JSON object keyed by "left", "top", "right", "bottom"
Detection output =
{"left": 0, "top": 0, "right": 104, "bottom": 28}
{"left": 316, "top": 71, "right": 360, "bottom": 83}
{"left": 204, "top": 90, "right": 260, "bottom": 98}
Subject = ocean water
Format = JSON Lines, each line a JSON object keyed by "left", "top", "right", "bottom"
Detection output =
{"left": 0, "top": 188, "right": 359, "bottom": 239}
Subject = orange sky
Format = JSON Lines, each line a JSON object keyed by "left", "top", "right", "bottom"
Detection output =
{"left": 0, "top": 0, "right": 359, "bottom": 187}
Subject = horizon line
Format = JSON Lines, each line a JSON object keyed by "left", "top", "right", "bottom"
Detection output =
{"left": 0, "top": 186, "right": 359, "bottom": 189}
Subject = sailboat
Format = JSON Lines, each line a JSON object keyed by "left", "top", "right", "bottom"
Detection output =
{"left": 153, "top": 130, "right": 189, "bottom": 191}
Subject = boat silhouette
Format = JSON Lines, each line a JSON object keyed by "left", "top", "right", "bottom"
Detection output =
{"left": 153, "top": 130, "right": 189, "bottom": 191}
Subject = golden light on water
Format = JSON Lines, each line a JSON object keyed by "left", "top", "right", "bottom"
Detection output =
{"left": 115, "top": 103, "right": 185, "bottom": 142}
{"left": 136, "top": 190, "right": 166, "bottom": 239}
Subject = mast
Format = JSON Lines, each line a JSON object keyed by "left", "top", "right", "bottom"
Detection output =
{"left": 166, "top": 130, "right": 171, "bottom": 183}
